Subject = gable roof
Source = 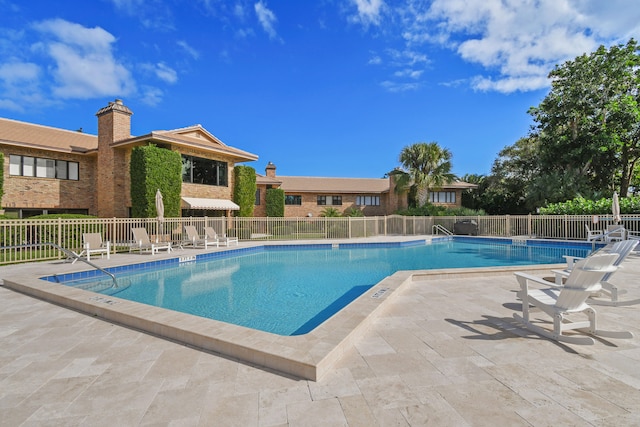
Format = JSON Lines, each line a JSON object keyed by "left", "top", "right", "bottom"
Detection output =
{"left": 278, "top": 176, "right": 390, "bottom": 194}
{"left": 256, "top": 174, "right": 282, "bottom": 186}
{"left": 0, "top": 117, "right": 97, "bottom": 154}
{"left": 263, "top": 174, "right": 478, "bottom": 194}
{"left": 113, "top": 124, "right": 258, "bottom": 162}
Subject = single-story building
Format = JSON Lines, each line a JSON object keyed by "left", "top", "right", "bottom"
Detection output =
{"left": 255, "top": 162, "right": 476, "bottom": 217}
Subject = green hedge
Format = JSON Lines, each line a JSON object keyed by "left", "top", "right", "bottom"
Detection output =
{"left": 0, "top": 152, "right": 4, "bottom": 206}
{"left": 130, "top": 145, "right": 182, "bottom": 218}
{"left": 540, "top": 196, "right": 640, "bottom": 215}
{"left": 233, "top": 165, "right": 256, "bottom": 217}
{"left": 266, "top": 188, "right": 285, "bottom": 217}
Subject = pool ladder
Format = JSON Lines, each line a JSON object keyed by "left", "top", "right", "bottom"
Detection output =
{"left": 1, "top": 242, "right": 119, "bottom": 289}
{"left": 432, "top": 224, "right": 453, "bottom": 236}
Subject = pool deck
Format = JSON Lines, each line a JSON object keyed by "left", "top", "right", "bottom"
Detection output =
{"left": 2, "top": 236, "right": 640, "bottom": 426}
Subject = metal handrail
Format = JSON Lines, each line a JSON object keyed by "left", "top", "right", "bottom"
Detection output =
{"left": 432, "top": 224, "right": 453, "bottom": 236}
{"left": 0, "top": 243, "right": 118, "bottom": 288}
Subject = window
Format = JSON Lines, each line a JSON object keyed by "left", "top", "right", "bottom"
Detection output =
{"left": 9, "top": 155, "right": 79, "bottom": 180}
{"left": 23, "top": 156, "right": 34, "bottom": 176}
{"left": 317, "top": 195, "right": 342, "bottom": 206}
{"left": 181, "top": 155, "right": 228, "bottom": 186}
{"left": 285, "top": 195, "right": 302, "bottom": 205}
{"left": 36, "top": 158, "right": 55, "bottom": 178}
{"left": 9, "top": 155, "right": 21, "bottom": 175}
{"left": 55, "top": 160, "right": 67, "bottom": 179}
{"left": 68, "top": 162, "right": 79, "bottom": 180}
{"left": 255, "top": 189, "right": 261, "bottom": 205}
{"left": 356, "top": 195, "right": 380, "bottom": 206}
{"left": 429, "top": 191, "right": 456, "bottom": 204}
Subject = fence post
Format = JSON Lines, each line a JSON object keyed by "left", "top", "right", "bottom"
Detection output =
{"left": 57, "top": 217, "right": 62, "bottom": 259}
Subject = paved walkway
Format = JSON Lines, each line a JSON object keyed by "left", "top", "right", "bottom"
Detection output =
{"left": 1, "top": 243, "right": 639, "bottom": 426}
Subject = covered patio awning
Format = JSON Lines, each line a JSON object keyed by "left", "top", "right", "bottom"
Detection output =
{"left": 181, "top": 197, "right": 240, "bottom": 211}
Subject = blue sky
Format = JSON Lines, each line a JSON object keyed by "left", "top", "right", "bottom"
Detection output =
{"left": 1, "top": 1, "right": 639, "bottom": 179}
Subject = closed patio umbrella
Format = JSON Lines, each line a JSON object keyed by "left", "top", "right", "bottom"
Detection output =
{"left": 155, "top": 189, "right": 164, "bottom": 224}
{"left": 612, "top": 191, "right": 621, "bottom": 224}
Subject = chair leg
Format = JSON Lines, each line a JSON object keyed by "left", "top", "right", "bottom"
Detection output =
{"left": 585, "top": 307, "right": 597, "bottom": 334}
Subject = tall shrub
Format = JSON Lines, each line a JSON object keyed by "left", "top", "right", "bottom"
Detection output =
{"left": 265, "top": 188, "right": 284, "bottom": 217}
{"left": 233, "top": 165, "right": 256, "bottom": 217}
{"left": 0, "top": 152, "right": 4, "bottom": 207}
{"left": 130, "top": 145, "right": 182, "bottom": 217}
{"left": 539, "top": 195, "right": 640, "bottom": 215}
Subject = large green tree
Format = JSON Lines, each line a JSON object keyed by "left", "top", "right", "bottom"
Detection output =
{"left": 529, "top": 38, "right": 640, "bottom": 197}
{"left": 392, "top": 142, "right": 456, "bottom": 207}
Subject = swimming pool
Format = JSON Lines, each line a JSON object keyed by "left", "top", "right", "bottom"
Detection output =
{"left": 48, "top": 238, "right": 594, "bottom": 336}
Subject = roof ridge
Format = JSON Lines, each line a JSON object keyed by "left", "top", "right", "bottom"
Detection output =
{"left": 0, "top": 117, "right": 96, "bottom": 137}
{"left": 279, "top": 175, "right": 386, "bottom": 180}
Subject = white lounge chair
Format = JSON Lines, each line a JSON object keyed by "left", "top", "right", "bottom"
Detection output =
{"left": 556, "top": 240, "right": 639, "bottom": 306}
{"left": 585, "top": 224, "right": 604, "bottom": 241}
{"left": 183, "top": 225, "right": 218, "bottom": 249}
{"left": 605, "top": 225, "right": 626, "bottom": 243}
{"left": 205, "top": 226, "right": 238, "bottom": 246}
{"left": 513, "top": 253, "right": 634, "bottom": 345}
{"left": 73, "top": 233, "right": 110, "bottom": 263}
{"left": 130, "top": 227, "right": 172, "bottom": 255}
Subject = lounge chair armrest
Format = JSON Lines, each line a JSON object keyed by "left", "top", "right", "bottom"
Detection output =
{"left": 515, "top": 272, "right": 554, "bottom": 296}
{"left": 562, "top": 255, "right": 584, "bottom": 269}
{"left": 550, "top": 269, "right": 569, "bottom": 286}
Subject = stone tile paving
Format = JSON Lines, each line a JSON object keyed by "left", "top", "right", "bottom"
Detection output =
{"left": 1, "top": 248, "right": 639, "bottom": 426}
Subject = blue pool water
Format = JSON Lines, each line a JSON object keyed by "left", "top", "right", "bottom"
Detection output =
{"left": 52, "top": 239, "right": 594, "bottom": 336}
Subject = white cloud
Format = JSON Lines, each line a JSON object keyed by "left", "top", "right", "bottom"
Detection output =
{"left": 368, "top": 55, "right": 382, "bottom": 65}
{"left": 109, "top": 0, "right": 145, "bottom": 15}
{"left": 349, "top": 0, "right": 386, "bottom": 27}
{"left": 141, "top": 86, "right": 163, "bottom": 106}
{"left": 0, "top": 61, "right": 47, "bottom": 112}
{"left": 33, "top": 19, "right": 135, "bottom": 99}
{"left": 394, "top": 69, "right": 423, "bottom": 79}
{"left": 380, "top": 80, "right": 421, "bottom": 92}
{"left": 177, "top": 40, "right": 200, "bottom": 60}
{"left": 109, "top": 0, "right": 174, "bottom": 30}
{"left": 353, "top": 0, "right": 640, "bottom": 93}
{"left": 254, "top": 1, "right": 279, "bottom": 40}
{"left": 415, "top": 0, "right": 640, "bottom": 93}
{"left": 154, "top": 63, "right": 178, "bottom": 83}
{"left": 0, "top": 61, "right": 40, "bottom": 83}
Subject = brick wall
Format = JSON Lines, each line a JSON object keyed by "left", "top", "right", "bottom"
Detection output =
{"left": 283, "top": 193, "right": 388, "bottom": 217}
{"left": 1, "top": 147, "right": 96, "bottom": 211}
{"left": 96, "top": 102, "right": 132, "bottom": 217}
{"left": 178, "top": 147, "right": 235, "bottom": 201}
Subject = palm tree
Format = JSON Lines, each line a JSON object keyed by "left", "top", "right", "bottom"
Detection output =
{"left": 392, "top": 142, "right": 456, "bottom": 207}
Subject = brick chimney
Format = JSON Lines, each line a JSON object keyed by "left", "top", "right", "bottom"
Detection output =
{"left": 265, "top": 161, "right": 276, "bottom": 178}
{"left": 96, "top": 99, "right": 133, "bottom": 217}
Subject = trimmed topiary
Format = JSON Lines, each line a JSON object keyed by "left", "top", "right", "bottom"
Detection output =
{"left": 233, "top": 165, "right": 256, "bottom": 217}
{"left": 130, "top": 145, "right": 182, "bottom": 218}
{"left": 266, "top": 188, "right": 285, "bottom": 217}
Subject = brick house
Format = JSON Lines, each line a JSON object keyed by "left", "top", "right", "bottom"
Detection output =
{"left": 1, "top": 99, "right": 476, "bottom": 219}
{"left": 0, "top": 99, "right": 257, "bottom": 218}
{"left": 255, "top": 162, "right": 476, "bottom": 217}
